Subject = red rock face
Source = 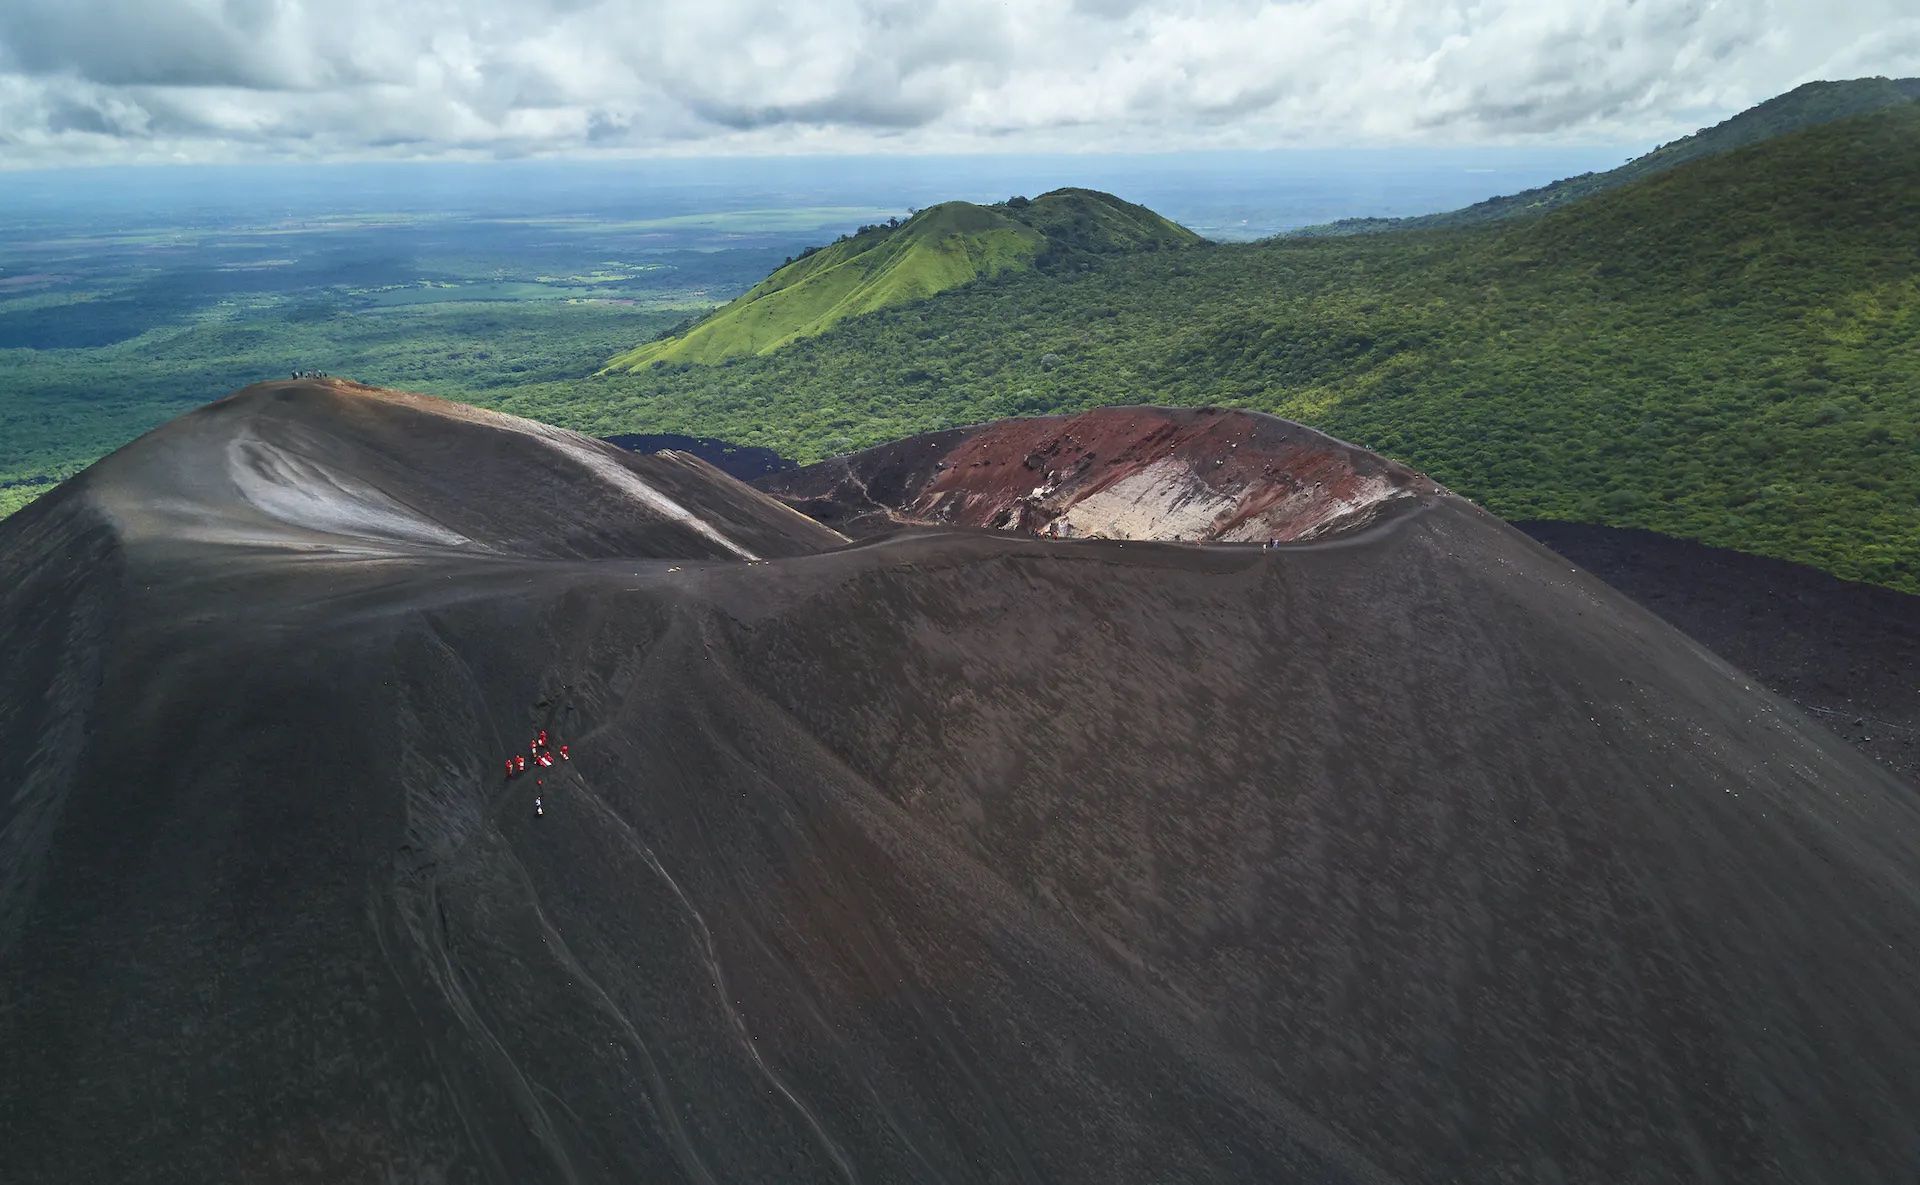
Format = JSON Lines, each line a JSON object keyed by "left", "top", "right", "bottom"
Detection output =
{"left": 764, "top": 406, "right": 1443, "bottom": 543}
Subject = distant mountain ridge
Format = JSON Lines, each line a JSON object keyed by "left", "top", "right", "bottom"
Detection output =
{"left": 1295, "top": 76, "right": 1920, "bottom": 236}
{"left": 601, "top": 188, "right": 1199, "bottom": 370}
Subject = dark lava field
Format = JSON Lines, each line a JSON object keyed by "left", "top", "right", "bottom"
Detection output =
{"left": 3, "top": 381, "right": 1918, "bottom": 1184}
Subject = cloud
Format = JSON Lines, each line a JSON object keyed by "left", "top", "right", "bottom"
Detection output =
{"left": 0, "top": 0, "right": 1912, "bottom": 166}
{"left": 1814, "top": 19, "right": 1920, "bottom": 82}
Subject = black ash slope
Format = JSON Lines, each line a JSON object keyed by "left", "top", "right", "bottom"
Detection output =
{"left": 3, "top": 386, "right": 1919, "bottom": 1184}
{"left": 1520, "top": 520, "right": 1920, "bottom": 786}
{"left": 602, "top": 432, "right": 796, "bottom": 482}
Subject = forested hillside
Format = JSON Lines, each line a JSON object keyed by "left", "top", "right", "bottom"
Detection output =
{"left": 1298, "top": 75, "right": 1920, "bottom": 235}
{"left": 602, "top": 188, "right": 1199, "bottom": 370}
{"left": 519, "top": 106, "right": 1920, "bottom": 589}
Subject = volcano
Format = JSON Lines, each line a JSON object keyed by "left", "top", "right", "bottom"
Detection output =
{"left": 4, "top": 381, "right": 1919, "bottom": 1184}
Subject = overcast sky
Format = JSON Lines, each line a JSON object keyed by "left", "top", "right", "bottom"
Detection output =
{"left": 1, "top": 0, "right": 1916, "bottom": 168}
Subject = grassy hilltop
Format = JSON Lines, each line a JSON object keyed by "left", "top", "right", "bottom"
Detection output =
{"left": 556, "top": 105, "right": 1920, "bottom": 589}
{"left": 600, "top": 188, "right": 1200, "bottom": 370}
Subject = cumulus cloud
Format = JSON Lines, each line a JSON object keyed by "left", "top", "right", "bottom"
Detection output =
{"left": 0, "top": 0, "right": 1913, "bottom": 166}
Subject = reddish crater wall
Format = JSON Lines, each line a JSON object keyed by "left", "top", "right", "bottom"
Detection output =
{"left": 763, "top": 406, "right": 1443, "bottom": 543}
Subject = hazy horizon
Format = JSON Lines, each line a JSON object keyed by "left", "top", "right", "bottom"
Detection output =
{"left": 0, "top": 145, "right": 1641, "bottom": 242}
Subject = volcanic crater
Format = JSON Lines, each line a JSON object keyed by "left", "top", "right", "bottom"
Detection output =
{"left": 4, "top": 381, "right": 1919, "bottom": 1185}
{"left": 760, "top": 405, "right": 1443, "bottom": 543}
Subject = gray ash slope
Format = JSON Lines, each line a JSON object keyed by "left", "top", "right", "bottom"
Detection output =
{"left": 4, "top": 384, "right": 1920, "bottom": 1184}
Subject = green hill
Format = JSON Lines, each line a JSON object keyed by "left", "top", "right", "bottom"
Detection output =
{"left": 1298, "top": 76, "right": 1920, "bottom": 236}
{"left": 1004, "top": 187, "right": 1208, "bottom": 257}
{"left": 565, "top": 105, "right": 1920, "bottom": 590}
{"left": 601, "top": 189, "right": 1199, "bottom": 371}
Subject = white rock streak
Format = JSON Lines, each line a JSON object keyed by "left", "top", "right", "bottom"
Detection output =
{"left": 514, "top": 421, "right": 761, "bottom": 561}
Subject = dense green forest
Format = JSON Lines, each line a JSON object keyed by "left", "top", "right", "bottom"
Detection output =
{"left": 517, "top": 106, "right": 1920, "bottom": 589}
